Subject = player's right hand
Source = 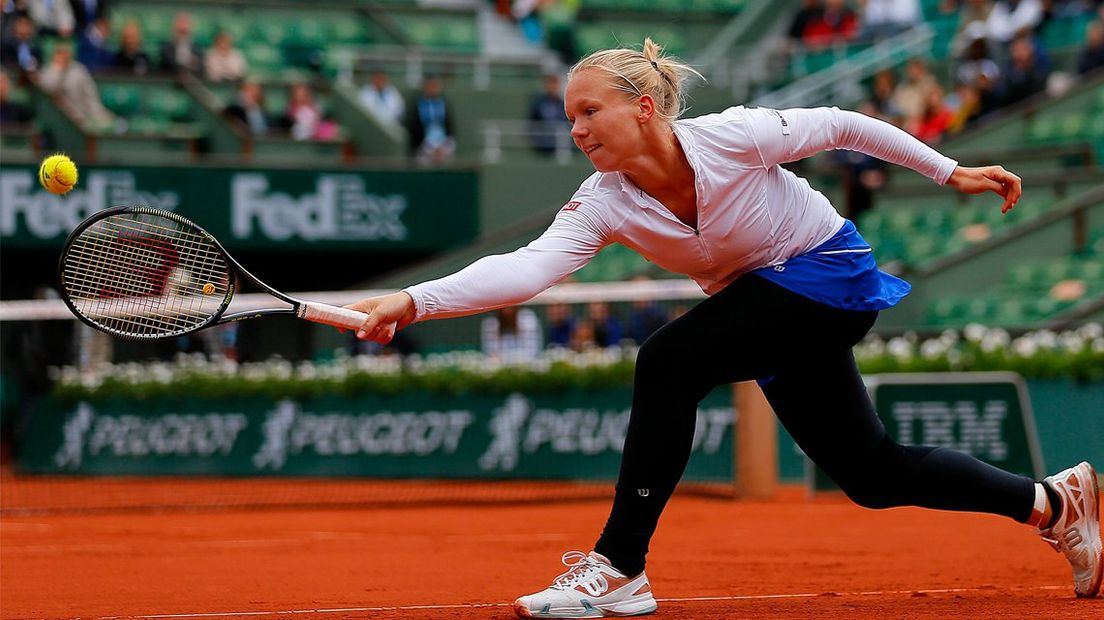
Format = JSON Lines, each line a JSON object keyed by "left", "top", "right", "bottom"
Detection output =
{"left": 343, "top": 292, "right": 417, "bottom": 343}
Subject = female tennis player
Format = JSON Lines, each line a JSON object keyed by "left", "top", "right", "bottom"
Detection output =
{"left": 347, "top": 39, "right": 1102, "bottom": 616}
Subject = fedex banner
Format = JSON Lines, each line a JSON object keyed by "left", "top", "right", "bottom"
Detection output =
{"left": 0, "top": 164, "right": 478, "bottom": 250}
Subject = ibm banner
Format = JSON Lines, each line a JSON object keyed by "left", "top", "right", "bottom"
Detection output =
{"left": 0, "top": 164, "right": 478, "bottom": 251}
{"left": 19, "top": 389, "right": 735, "bottom": 481}
{"left": 807, "top": 372, "right": 1045, "bottom": 493}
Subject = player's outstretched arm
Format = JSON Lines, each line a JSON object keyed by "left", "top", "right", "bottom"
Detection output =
{"left": 946, "top": 164, "right": 1022, "bottom": 214}
{"left": 344, "top": 292, "right": 416, "bottom": 343}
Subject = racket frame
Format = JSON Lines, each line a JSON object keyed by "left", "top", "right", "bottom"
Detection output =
{"left": 58, "top": 206, "right": 315, "bottom": 340}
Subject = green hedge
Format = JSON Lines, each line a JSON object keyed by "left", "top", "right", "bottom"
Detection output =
{"left": 52, "top": 324, "right": 1104, "bottom": 402}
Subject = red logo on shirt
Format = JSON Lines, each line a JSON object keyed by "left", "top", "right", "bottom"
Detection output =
{"left": 561, "top": 201, "right": 582, "bottom": 211}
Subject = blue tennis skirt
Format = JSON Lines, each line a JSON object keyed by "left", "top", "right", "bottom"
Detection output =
{"left": 752, "top": 220, "right": 910, "bottom": 312}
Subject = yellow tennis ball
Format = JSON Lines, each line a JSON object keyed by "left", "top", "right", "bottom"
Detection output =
{"left": 203, "top": 282, "right": 216, "bottom": 295}
{"left": 39, "top": 154, "right": 79, "bottom": 195}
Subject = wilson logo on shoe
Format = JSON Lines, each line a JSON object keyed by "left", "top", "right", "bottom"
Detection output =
{"left": 578, "top": 575, "right": 609, "bottom": 597}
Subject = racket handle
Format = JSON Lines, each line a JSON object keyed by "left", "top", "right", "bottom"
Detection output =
{"left": 298, "top": 302, "right": 369, "bottom": 330}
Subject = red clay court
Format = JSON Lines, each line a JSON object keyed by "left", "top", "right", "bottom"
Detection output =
{"left": 2, "top": 485, "right": 1100, "bottom": 620}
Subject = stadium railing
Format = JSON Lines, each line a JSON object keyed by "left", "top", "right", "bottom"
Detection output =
{"left": 753, "top": 25, "right": 935, "bottom": 110}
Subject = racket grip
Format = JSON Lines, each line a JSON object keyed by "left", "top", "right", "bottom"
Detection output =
{"left": 298, "top": 302, "right": 369, "bottom": 330}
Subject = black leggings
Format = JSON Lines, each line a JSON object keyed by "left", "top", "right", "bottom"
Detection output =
{"left": 593, "top": 274, "right": 1036, "bottom": 577}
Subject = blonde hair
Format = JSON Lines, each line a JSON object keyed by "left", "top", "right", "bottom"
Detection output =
{"left": 568, "top": 38, "right": 703, "bottom": 123}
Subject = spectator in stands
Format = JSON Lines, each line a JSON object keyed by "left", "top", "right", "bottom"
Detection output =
{"left": 955, "top": 23, "right": 1002, "bottom": 87}
{"left": 407, "top": 75, "right": 455, "bottom": 164}
{"left": 946, "top": 79, "right": 984, "bottom": 133}
{"left": 1078, "top": 19, "right": 1104, "bottom": 74}
{"left": 224, "top": 80, "right": 268, "bottom": 136}
{"left": 545, "top": 301, "right": 576, "bottom": 348}
{"left": 627, "top": 281, "right": 668, "bottom": 345}
{"left": 891, "top": 56, "right": 939, "bottom": 122}
{"left": 114, "top": 20, "right": 150, "bottom": 76}
{"left": 567, "top": 317, "right": 597, "bottom": 353}
{"left": 358, "top": 67, "right": 404, "bottom": 126}
{"left": 950, "top": 0, "right": 996, "bottom": 56}
{"left": 985, "top": 0, "right": 1044, "bottom": 45}
{"left": 802, "top": 0, "right": 859, "bottom": 49}
{"left": 529, "top": 73, "right": 569, "bottom": 156}
{"left": 974, "top": 64, "right": 1004, "bottom": 113}
{"left": 0, "top": 69, "right": 32, "bottom": 124}
{"left": 832, "top": 102, "right": 888, "bottom": 220}
{"left": 868, "top": 68, "right": 903, "bottom": 124}
{"left": 286, "top": 82, "right": 322, "bottom": 141}
{"left": 77, "top": 17, "right": 113, "bottom": 72}
{"left": 160, "top": 12, "right": 203, "bottom": 75}
{"left": 204, "top": 31, "right": 247, "bottom": 83}
{"left": 28, "top": 0, "right": 74, "bottom": 37}
{"left": 906, "top": 84, "right": 954, "bottom": 143}
{"left": 39, "top": 42, "right": 113, "bottom": 129}
{"left": 482, "top": 306, "right": 542, "bottom": 362}
{"left": 587, "top": 301, "right": 624, "bottom": 348}
{"left": 786, "top": 0, "right": 824, "bottom": 53}
{"left": 1002, "top": 33, "right": 1049, "bottom": 105}
{"left": 858, "top": 0, "right": 923, "bottom": 42}
{"left": 0, "top": 15, "right": 42, "bottom": 75}
{"left": 69, "top": 0, "right": 109, "bottom": 34}
{"left": 512, "top": 0, "right": 545, "bottom": 45}
{"left": 836, "top": 148, "right": 887, "bottom": 221}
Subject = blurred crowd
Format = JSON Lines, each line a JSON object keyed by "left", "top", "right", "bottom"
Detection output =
{"left": 477, "top": 277, "right": 682, "bottom": 363}
{"left": 0, "top": 0, "right": 344, "bottom": 141}
{"left": 782, "top": 1, "right": 1104, "bottom": 220}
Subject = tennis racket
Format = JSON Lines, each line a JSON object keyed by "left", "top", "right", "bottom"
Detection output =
{"left": 57, "top": 205, "right": 370, "bottom": 340}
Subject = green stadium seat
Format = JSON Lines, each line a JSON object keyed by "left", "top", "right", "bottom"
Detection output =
{"left": 288, "top": 17, "right": 330, "bottom": 47}
{"left": 332, "top": 19, "right": 368, "bottom": 44}
{"left": 1087, "top": 228, "right": 1104, "bottom": 256}
{"left": 1044, "top": 258, "right": 1078, "bottom": 282}
{"left": 916, "top": 209, "right": 950, "bottom": 232}
{"left": 99, "top": 84, "right": 142, "bottom": 116}
{"left": 1039, "top": 13, "right": 1094, "bottom": 50}
{"left": 992, "top": 297, "right": 1032, "bottom": 324}
{"left": 1073, "top": 259, "right": 1103, "bottom": 282}
{"left": 962, "top": 295, "right": 997, "bottom": 322}
{"left": 1028, "top": 116, "right": 1060, "bottom": 143}
{"left": 213, "top": 15, "right": 251, "bottom": 45}
{"left": 929, "top": 296, "right": 968, "bottom": 324}
{"left": 905, "top": 235, "right": 943, "bottom": 264}
{"left": 243, "top": 44, "right": 284, "bottom": 73}
{"left": 251, "top": 21, "right": 288, "bottom": 47}
{"left": 1090, "top": 112, "right": 1104, "bottom": 139}
{"left": 147, "top": 89, "right": 192, "bottom": 122}
{"left": 576, "top": 26, "right": 612, "bottom": 54}
{"left": 126, "top": 116, "right": 168, "bottom": 135}
{"left": 871, "top": 237, "right": 905, "bottom": 263}
{"left": 1007, "top": 262, "right": 1050, "bottom": 290}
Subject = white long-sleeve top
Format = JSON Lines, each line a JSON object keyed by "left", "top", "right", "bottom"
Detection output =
{"left": 405, "top": 106, "right": 958, "bottom": 321}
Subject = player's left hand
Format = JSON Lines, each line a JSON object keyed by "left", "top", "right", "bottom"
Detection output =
{"left": 947, "top": 165, "right": 1022, "bottom": 214}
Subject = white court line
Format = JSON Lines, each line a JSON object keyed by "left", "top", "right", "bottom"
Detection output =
{"left": 82, "top": 585, "right": 1069, "bottom": 620}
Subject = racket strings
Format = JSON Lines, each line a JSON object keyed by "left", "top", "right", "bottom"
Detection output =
{"left": 62, "top": 213, "right": 232, "bottom": 338}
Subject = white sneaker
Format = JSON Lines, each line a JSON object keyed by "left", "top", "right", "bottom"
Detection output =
{"left": 1039, "top": 461, "right": 1103, "bottom": 598}
{"left": 514, "top": 551, "right": 657, "bottom": 618}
